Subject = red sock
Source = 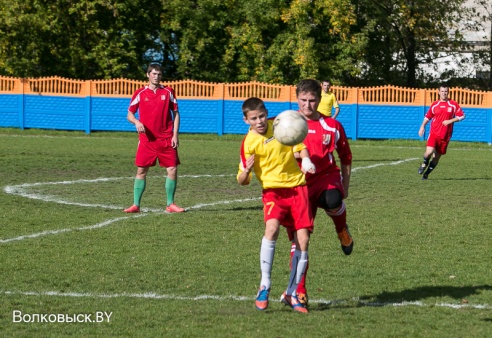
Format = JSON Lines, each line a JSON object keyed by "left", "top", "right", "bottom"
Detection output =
{"left": 326, "top": 202, "right": 347, "bottom": 233}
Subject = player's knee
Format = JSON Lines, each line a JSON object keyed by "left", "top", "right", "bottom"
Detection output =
{"left": 319, "top": 189, "right": 343, "bottom": 210}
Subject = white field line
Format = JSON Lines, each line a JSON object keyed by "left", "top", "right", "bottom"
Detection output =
{"left": 0, "top": 214, "right": 146, "bottom": 244}
{"left": 3, "top": 175, "right": 236, "bottom": 211}
{"left": 1, "top": 290, "right": 490, "bottom": 310}
{"left": 3, "top": 133, "right": 490, "bottom": 151}
{"left": 0, "top": 197, "right": 260, "bottom": 244}
{"left": 3, "top": 158, "right": 414, "bottom": 213}
{"left": 351, "top": 158, "right": 418, "bottom": 172}
{"left": 0, "top": 133, "right": 129, "bottom": 140}
{"left": 350, "top": 144, "right": 492, "bottom": 151}
{"left": 2, "top": 165, "right": 491, "bottom": 310}
{"left": 1, "top": 160, "right": 414, "bottom": 244}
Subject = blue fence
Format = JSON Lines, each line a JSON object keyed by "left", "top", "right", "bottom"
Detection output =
{"left": 1, "top": 94, "right": 491, "bottom": 144}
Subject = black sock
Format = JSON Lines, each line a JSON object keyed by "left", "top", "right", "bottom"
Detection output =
{"left": 422, "top": 157, "right": 430, "bottom": 166}
{"left": 425, "top": 161, "right": 438, "bottom": 176}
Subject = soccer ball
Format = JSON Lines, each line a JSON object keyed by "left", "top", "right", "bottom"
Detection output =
{"left": 273, "top": 110, "right": 308, "bottom": 146}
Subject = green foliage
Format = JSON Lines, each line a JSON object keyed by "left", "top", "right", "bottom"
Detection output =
{"left": 466, "top": 0, "right": 492, "bottom": 90}
{"left": 0, "top": 129, "right": 491, "bottom": 336}
{"left": 0, "top": 0, "right": 161, "bottom": 79}
{"left": 0, "top": 0, "right": 487, "bottom": 88}
{"left": 220, "top": 0, "right": 362, "bottom": 84}
{"left": 351, "top": 0, "right": 469, "bottom": 87}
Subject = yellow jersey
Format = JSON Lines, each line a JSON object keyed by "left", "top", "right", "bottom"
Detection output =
{"left": 318, "top": 91, "right": 339, "bottom": 117}
{"left": 238, "top": 120, "right": 306, "bottom": 189}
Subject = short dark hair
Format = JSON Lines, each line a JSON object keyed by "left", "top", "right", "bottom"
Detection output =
{"left": 242, "top": 97, "right": 267, "bottom": 117}
{"left": 296, "top": 79, "right": 321, "bottom": 99}
{"left": 147, "top": 63, "right": 162, "bottom": 74}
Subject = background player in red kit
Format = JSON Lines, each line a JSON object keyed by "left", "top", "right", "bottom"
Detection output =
{"left": 418, "top": 86, "right": 465, "bottom": 180}
{"left": 124, "top": 63, "right": 185, "bottom": 213}
{"left": 286, "top": 79, "right": 353, "bottom": 306}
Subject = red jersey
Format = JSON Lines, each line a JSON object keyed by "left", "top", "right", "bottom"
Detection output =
{"left": 301, "top": 116, "right": 352, "bottom": 182}
{"left": 128, "top": 85, "right": 179, "bottom": 141}
{"left": 425, "top": 99, "right": 464, "bottom": 140}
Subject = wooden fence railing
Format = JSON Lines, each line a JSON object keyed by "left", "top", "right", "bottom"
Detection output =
{"left": 0, "top": 76, "right": 491, "bottom": 107}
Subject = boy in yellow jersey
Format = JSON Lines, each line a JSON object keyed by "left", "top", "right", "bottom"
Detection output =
{"left": 318, "top": 80, "right": 340, "bottom": 119}
{"left": 237, "top": 97, "right": 316, "bottom": 313}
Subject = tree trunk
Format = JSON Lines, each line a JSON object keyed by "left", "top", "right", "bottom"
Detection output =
{"left": 406, "top": 28, "right": 417, "bottom": 88}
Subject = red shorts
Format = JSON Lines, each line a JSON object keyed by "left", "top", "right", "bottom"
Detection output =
{"left": 307, "top": 171, "right": 345, "bottom": 218}
{"left": 426, "top": 134, "right": 450, "bottom": 155}
{"left": 262, "top": 185, "right": 313, "bottom": 241}
{"left": 135, "top": 138, "right": 180, "bottom": 167}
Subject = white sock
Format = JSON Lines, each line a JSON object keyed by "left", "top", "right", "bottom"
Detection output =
{"left": 260, "top": 237, "right": 276, "bottom": 290}
{"left": 296, "top": 251, "right": 308, "bottom": 284}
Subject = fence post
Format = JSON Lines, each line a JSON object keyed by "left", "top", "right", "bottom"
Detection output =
{"left": 486, "top": 91, "right": 492, "bottom": 145}
{"left": 217, "top": 83, "right": 225, "bottom": 135}
{"left": 352, "top": 87, "right": 358, "bottom": 140}
{"left": 419, "top": 88, "right": 427, "bottom": 140}
{"left": 84, "top": 80, "right": 91, "bottom": 134}
{"left": 289, "top": 86, "right": 296, "bottom": 110}
{"left": 285, "top": 85, "right": 292, "bottom": 111}
{"left": 18, "top": 78, "right": 25, "bottom": 130}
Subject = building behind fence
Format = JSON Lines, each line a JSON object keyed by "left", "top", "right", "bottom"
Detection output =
{"left": 0, "top": 76, "right": 491, "bottom": 143}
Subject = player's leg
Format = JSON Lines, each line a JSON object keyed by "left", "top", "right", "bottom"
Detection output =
{"left": 291, "top": 187, "right": 319, "bottom": 305}
{"left": 125, "top": 141, "right": 157, "bottom": 212}
{"left": 164, "top": 166, "right": 184, "bottom": 212}
{"left": 319, "top": 188, "right": 353, "bottom": 255}
{"left": 256, "top": 219, "right": 280, "bottom": 310}
{"left": 289, "top": 240, "right": 309, "bottom": 306}
{"left": 419, "top": 140, "right": 436, "bottom": 175}
{"left": 286, "top": 224, "right": 309, "bottom": 304}
{"left": 423, "top": 152, "right": 442, "bottom": 180}
{"left": 158, "top": 139, "right": 185, "bottom": 213}
{"left": 423, "top": 138, "right": 448, "bottom": 180}
{"left": 282, "top": 228, "right": 309, "bottom": 313}
{"left": 281, "top": 186, "right": 311, "bottom": 313}
{"left": 124, "top": 166, "right": 149, "bottom": 213}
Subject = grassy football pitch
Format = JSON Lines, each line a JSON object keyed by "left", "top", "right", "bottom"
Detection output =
{"left": 0, "top": 128, "right": 491, "bottom": 337}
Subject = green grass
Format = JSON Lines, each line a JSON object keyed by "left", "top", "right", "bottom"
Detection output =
{"left": 0, "top": 128, "right": 491, "bottom": 337}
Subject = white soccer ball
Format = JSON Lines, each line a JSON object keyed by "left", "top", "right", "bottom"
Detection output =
{"left": 273, "top": 110, "right": 308, "bottom": 146}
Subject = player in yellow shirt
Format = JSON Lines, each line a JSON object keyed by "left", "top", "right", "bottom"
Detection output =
{"left": 318, "top": 80, "right": 340, "bottom": 119}
{"left": 237, "top": 97, "right": 316, "bottom": 313}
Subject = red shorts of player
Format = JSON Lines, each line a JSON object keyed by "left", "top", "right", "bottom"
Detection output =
{"left": 307, "top": 171, "right": 345, "bottom": 218}
{"left": 426, "top": 134, "right": 450, "bottom": 155}
{"left": 135, "top": 138, "right": 180, "bottom": 167}
{"left": 262, "top": 185, "right": 313, "bottom": 241}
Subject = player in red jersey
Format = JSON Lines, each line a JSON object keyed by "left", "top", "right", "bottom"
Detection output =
{"left": 418, "top": 86, "right": 465, "bottom": 180}
{"left": 285, "top": 79, "right": 353, "bottom": 307}
{"left": 124, "top": 63, "right": 185, "bottom": 214}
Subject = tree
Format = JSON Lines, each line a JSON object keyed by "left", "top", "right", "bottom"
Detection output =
{"left": 159, "top": 0, "right": 365, "bottom": 84}
{"left": 159, "top": 0, "right": 237, "bottom": 82}
{"left": 225, "top": 0, "right": 365, "bottom": 84}
{"left": 0, "top": 0, "right": 162, "bottom": 79}
{"left": 351, "top": 0, "right": 467, "bottom": 87}
{"left": 467, "top": 0, "right": 492, "bottom": 90}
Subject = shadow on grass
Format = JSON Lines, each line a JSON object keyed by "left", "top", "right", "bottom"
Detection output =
{"left": 364, "top": 284, "right": 492, "bottom": 302}
{"left": 314, "top": 285, "right": 492, "bottom": 311}
{"left": 437, "top": 177, "right": 492, "bottom": 181}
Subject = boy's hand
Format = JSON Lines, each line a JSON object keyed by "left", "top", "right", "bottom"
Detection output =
{"left": 244, "top": 154, "right": 255, "bottom": 172}
{"left": 301, "top": 157, "right": 316, "bottom": 174}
